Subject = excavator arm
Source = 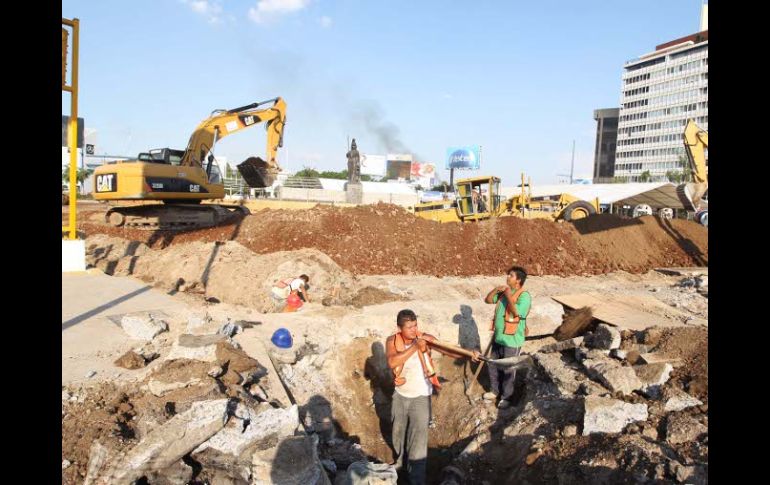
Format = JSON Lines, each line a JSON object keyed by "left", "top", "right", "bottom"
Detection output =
{"left": 676, "top": 120, "right": 708, "bottom": 217}
{"left": 182, "top": 97, "right": 287, "bottom": 187}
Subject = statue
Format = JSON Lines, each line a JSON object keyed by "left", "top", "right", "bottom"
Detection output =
{"left": 346, "top": 138, "right": 361, "bottom": 184}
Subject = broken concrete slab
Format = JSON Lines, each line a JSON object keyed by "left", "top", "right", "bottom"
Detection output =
{"left": 582, "top": 396, "right": 648, "bottom": 435}
{"left": 146, "top": 460, "right": 194, "bottom": 485}
{"left": 654, "top": 267, "right": 708, "bottom": 277}
{"left": 539, "top": 337, "right": 584, "bottom": 353}
{"left": 634, "top": 363, "right": 673, "bottom": 398}
{"left": 639, "top": 327, "right": 663, "bottom": 346}
{"left": 147, "top": 377, "right": 202, "bottom": 397}
{"left": 533, "top": 353, "right": 584, "bottom": 396}
{"left": 343, "top": 461, "right": 399, "bottom": 485}
{"left": 588, "top": 324, "right": 621, "bottom": 350}
{"left": 552, "top": 293, "right": 701, "bottom": 330}
{"left": 165, "top": 334, "right": 226, "bottom": 362}
{"left": 583, "top": 359, "right": 644, "bottom": 395}
{"left": 195, "top": 403, "right": 299, "bottom": 457}
{"left": 251, "top": 434, "right": 331, "bottom": 485}
{"left": 121, "top": 314, "right": 169, "bottom": 341}
{"left": 575, "top": 347, "right": 610, "bottom": 362}
{"left": 638, "top": 353, "right": 683, "bottom": 367}
{"left": 665, "top": 413, "right": 707, "bottom": 445}
{"left": 664, "top": 388, "right": 703, "bottom": 413}
{"left": 94, "top": 399, "right": 231, "bottom": 484}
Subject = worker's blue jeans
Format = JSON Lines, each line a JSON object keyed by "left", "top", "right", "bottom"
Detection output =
{"left": 487, "top": 343, "right": 522, "bottom": 401}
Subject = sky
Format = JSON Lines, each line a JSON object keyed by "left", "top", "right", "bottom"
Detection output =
{"left": 62, "top": 0, "right": 706, "bottom": 186}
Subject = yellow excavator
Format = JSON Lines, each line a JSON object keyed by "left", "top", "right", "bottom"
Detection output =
{"left": 677, "top": 119, "right": 708, "bottom": 227}
{"left": 92, "top": 97, "right": 286, "bottom": 229}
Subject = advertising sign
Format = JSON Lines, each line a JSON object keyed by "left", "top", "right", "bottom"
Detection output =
{"left": 410, "top": 162, "right": 436, "bottom": 179}
{"left": 446, "top": 145, "right": 481, "bottom": 170}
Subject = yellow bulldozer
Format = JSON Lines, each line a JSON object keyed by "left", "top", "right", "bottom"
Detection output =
{"left": 414, "top": 174, "right": 599, "bottom": 223}
{"left": 91, "top": 97, "right": 286, "bottom": 230}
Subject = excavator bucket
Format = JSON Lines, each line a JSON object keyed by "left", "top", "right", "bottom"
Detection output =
{"left": 237, "top": 157, "right": 276, "bottom": 188}
{"left": 676, "top": 181, "right": 708, "bottom": 212}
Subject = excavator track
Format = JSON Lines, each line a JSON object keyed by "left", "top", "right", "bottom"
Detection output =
{"left": 105, "top": 204, "right": 250, "bottom": 230}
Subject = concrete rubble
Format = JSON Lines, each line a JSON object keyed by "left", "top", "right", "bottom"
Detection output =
{"left": 120, "top": 314, "right": 169, "bottom": 341}
{"left": 582, "top": 396, "right": 648, "bottom": 435}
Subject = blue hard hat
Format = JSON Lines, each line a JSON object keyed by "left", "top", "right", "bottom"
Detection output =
{"left": 271, "top": 328, "right": 293, "bottom": 349}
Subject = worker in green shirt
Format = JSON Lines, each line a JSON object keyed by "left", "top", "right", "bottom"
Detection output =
{"left": 483, "top": 265, "right": 531, "bottom": 409}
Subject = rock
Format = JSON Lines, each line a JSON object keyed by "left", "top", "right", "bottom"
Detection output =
{"left": 525, "top": 449, "right": 544, "bottom": 465}
{"left": 641, "top": 425, "right": 658, "bottom": 440}
{"left": 665, "top": 413, "right": 707, "bottom": 445}
{"left": 625, "top": 423, "right": 639, "bottom": 434}
{"left": 575, "top": 347, "right": 610, "bottom": 362}
{"left": 577, "top": 381, "right": 609, "bottom": 396}
{"left": 539, "top": 337, "right": 584, "bottom": 353}
{"left": 634, "top": 363, "right": 673, "bottom": 398}
{"left": 193, "top": 403, "right": 299, "bottom": 481}
{"left": 563, "top": 425, "right": 578, "bottom": 437}
{"left": 121, "top": 315, "right": 169, "bottom": 341}
{"left": 439, "top": 465, "right": 465, "bottom": 485}
{"left": 62, "top": 459, "right": 71, "bottom": 469}
{"left": 270, "top": 345, "right": 300, "bottom": 365}
{"left": 582, "top": 396, "right": 648, "bottom": 435}
{"left": 186, "top": 314, "right": 212, "bottom": 334}
{"left": 344, "top": 460, "right": 399, "bottom": 485}
{"left": 653, "top": 463, "right": 666, "bottom": 480}
{"left": 165, "top": 334, "right": 226, "bottom": 362}
{"left": 321, "top": 459, "right": 337, "bottom": 474}
{"left": 248, "top": 383, "right": 268, "bottom": 401}
{"left": 625, "top": 350, "right": 642, "bottom": 365}
{"left": 251, "top": 435, "right": 331, "bottom": 485}
{"left": 610, "top": 349, "right": 627, "bottom": 361}
{"left": 114, "top": 351, "right": 146, "bottom": 370}
{"left": 589, "top": 324, "right": 621, "bottom": 350}
{"left": 207, "top": 365, "right": 225, "bottom": 378}
{"left": 218, "top": 321, "right": 243, "bottom": 338}
{"left": 640, "top": 327, "right": 663, "bottom": 346}
{"left": 148, "top": 377, "right": 202, "bottom": 397}
{"left": 94, "top": 399, "right": 230, "bottom": 484}
{"left": 148, "top": 460, "right": 194, "bottom": 485}
{"left": 534, "top": 353, "right": 583, "bottom": 395}
{"left": 62, "top": 390, "right": 71, "bottom": 401}
{"left": 638, "top": 353, "right": 682, "bottom": 366}
{"left": 86, "top": 370, "right": 96, "bottom": 378}
{"left": 583, "top": 358, "right": 644, "bottom": 395}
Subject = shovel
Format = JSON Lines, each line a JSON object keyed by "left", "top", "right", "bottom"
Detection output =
{"left": 485, "top": 354, "right": 534, "bottom": 370}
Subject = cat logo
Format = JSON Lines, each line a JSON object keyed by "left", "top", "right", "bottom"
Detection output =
{"left": 243, "top": 115, "right": 255, "bottom": 126}
{"left": 190, "top": 184, "right": 201, "bottom": 193}
{"left": 96, "top": 173, "right": 117, "bottom": 192}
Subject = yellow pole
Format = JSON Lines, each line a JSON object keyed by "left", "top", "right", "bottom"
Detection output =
{"left": 63, "top": 18, "right": 79, "bottom": 240}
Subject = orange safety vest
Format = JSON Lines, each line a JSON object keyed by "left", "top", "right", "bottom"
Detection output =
{"left": 391, "top": 331, "right": 441, "bottom": 391}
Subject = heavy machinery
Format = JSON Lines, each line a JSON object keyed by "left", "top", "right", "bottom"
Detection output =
{"left": 677, "top": 119, "right": 708, "bottom": 227}
{"left": 92, "top": 97, "right": 287, "bottom": 229}
{"left": 413, "top": 174, "right": 599, "bottom": 223}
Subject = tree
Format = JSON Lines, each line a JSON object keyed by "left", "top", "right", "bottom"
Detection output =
{"left": 430, "top": 182, "right": 451, "bottom": 192}
{"left": 61, "top": 166, "right": 94, "bottom": 186}
{"left": 639, "top": 170, "right": 651, "bottom": 182}
{"left": 611, "top": 176, "right": 629, "bottom": 184}
{"left": 294, "top": 167, "right": 320, "bottom": 178}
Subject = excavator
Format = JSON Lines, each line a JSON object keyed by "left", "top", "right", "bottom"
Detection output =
{"left": 92, "top": 97, "right": 287, "bottom": 229}
{"left": 677, "top": 119, "right": 708, "bottom": 227}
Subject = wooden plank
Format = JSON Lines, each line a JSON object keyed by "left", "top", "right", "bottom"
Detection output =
{"left": 550, "top": 292, "right": 705, "bottom": 331}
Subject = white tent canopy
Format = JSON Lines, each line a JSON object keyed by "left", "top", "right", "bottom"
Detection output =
{"left": 500, "top": 182, "right": 686, "bottom": 209}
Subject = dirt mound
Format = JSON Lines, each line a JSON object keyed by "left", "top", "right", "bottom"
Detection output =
{"left": 80, "top": 203, "right": 708, "bottom": 277}
{"left": 85, "top": 235, "right": 356, "bottom": 311}
{"left": 348, "top": 286, "right": 410, "bottom": 308}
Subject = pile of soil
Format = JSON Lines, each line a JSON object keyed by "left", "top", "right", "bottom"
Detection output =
{"left": 79, "top": 204, "right": 708, "bottom": 278}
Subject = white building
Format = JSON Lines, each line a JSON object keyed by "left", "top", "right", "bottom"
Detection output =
{"left": 614, "top": 11, "right": 708, "bottom": 182}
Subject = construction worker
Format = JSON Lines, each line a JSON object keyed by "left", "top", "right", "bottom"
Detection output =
{"left": 270, "top": 274, "right": 310, "bottom": 312}
{"left": 483, "top": 265, "right": 531, "bottom": 409}
{"left": 386, "top": 309, "right": 479, "bottom": 485}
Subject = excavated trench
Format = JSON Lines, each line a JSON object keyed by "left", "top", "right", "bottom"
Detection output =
{"left": 319, "top": 337, "right": 531, "bottom": 484}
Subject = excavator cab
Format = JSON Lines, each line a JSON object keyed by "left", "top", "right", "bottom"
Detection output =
{"left": 455, "top": 176, "right": 502, "bottom": 221}
{"left": 138, "top": 148, "right": 185, "bottom": 165}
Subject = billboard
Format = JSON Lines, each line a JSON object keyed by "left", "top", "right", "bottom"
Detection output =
{"left": 410, "top": 162, "right": 436, "bottom": 179}
{"left": 387, "top": 160, "right": 411, "bottom": 180}
{"left": 446, "top": 145, "right": 480, "bottom": 170}
{"left": 360, "top": 154, "right": 387, "bottom": 177}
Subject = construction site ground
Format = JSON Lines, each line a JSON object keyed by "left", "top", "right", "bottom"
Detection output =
{"left": 62, "top": 202, "right": 708, "bottom": 484}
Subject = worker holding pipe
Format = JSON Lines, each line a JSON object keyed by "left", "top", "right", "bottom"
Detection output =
{"left": 386, "top": 309, "right": 480, "bottom": 485}
{"left": 483, "top": 265, "right": 531, "bottom": 409}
